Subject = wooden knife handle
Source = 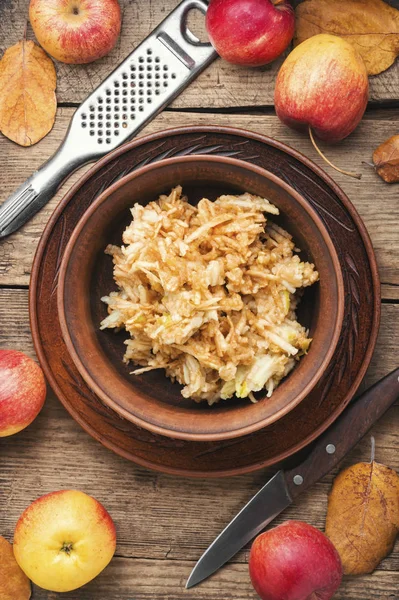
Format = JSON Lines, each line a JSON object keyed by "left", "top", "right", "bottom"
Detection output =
{"left": 284, "top": 367, "right": 399, "bottom": 499}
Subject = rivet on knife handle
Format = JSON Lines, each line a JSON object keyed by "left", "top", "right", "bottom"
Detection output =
{"left": 0, "top": 0, "right": 217, "bottom": 238}
{"left": 285, "top": 367, "right": 399, "bottom": 498}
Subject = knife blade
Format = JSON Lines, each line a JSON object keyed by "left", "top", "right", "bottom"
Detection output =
{"left": 186, "top": 367, "right": 399, "bottom": 588}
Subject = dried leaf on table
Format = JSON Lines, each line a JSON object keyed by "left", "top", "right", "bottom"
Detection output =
{"left": 373, "top": 134, "right": 399, "bottom": 183}
{"left": 0, "top": 39, "right": 56, "bottom": 146}
{"left": 325, "top": 461, "right": 399, "bottom": 575}
{"left": 295, "top": 0, "right": 399, "bottom": 75}
{"left": 0, "top": 535, "right": 31, "bottom": 599}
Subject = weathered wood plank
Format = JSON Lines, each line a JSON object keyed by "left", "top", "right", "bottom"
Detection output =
{"left": 1, "top": 109, "right": 398, "bottom": 295}
{"left": 0, "top": 290, "right": 398, "bottom": 573}
{"left": 0, "top": 0, "right": 398, "bottom": 107}
{"left": 20, "top": 560, "right": 399, "bottom": 600}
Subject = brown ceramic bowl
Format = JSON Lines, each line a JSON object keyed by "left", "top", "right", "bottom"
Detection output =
{"left": 57, "top": 155, "right": 344, "bottom": 442}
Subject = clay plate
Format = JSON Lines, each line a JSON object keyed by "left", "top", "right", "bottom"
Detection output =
{"left": 30, "top": 126, "right": 380, "bottom": 476}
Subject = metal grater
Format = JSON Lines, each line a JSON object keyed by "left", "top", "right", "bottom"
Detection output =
{"left": 0, "top": 0, "right": 217, "bottom": 238}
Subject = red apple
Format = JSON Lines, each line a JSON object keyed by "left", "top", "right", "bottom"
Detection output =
{"left": 206, "top": 0, "right": 295, "bottom": 67}
{"left": 29, "top": 0, "right": 122, "bottom": 64}
{"left": 0, "top": 350, "right": 46, "bottom": 437}
{"left": 249, "top": 521, "right": 343, "bottom": 600}
{"left": 13, "top": 490, "right": 116, "bottom": 592}
{"left": 275, "top": 34, "right": 369, "bottom": 142}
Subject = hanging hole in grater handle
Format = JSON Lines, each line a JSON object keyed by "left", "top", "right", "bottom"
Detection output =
{"left": 181, "top": 0, "right": 210, "bottom": 46}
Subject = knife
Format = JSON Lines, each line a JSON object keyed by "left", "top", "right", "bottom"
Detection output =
{"left": 186, "top": 367, "right": 399, "bottom": 588}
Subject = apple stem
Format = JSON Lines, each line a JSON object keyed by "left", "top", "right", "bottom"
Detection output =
{"left": 308, "top": 127, "right": 362, "bottom": 180}
{"left": 370, "top": 435, "right": 375, "bottom": 463}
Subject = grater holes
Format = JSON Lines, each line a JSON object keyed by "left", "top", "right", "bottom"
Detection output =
{"left": 106, "top": 121, "right": 111, "bottom": 127}
{"left": 106, "top": 138, "right": 111, "bottom": 144}
{"left": 122, "top": 82, "right": 128, "bottom": 88}
{"left": 130, "top": 63, "right": 136, "bottom": 71}
{"left": 171, "top": 73, "right": 176, "bottom": 79}
{"left": 163, "top": 65, "right": 168, "bottom": 71}
{"left": 82, "top": 122, "right": 87, "bottom": 128}
{"left": 139, "top": 106, "right": 144, "bottom": 112}
{"left": 122, "top": 122, "right": 128, "bottom": 128}
{"left": 106, "top": 129, "right": 111, "bottom": 136}
{"left": 106, "top": 88, "right": 111, "bottom": 96}
{"left": 82, "top": 113, "right": 87, "bottom": 119}
{"left": 139, "top": 65, "right": 144, "bottom": 72}
{"left": 139, "top": 56, "right": 144, "bottom": 63}
{"left": 163, "top": 73, "right": 168, "bottom": 79}
{"left": 122, "top": 72, "right": 128, "bottom": 79}
{"left": 98, "top": 96, "right": 103, "bottom": 103}
{"left": 90, "top": 105, "right": 95, "bottom": 112}
{"left": 147, "top": 48, "right": 152, "bottom": 55}
{"left": 98, "top": 138, "right": 103, "bottom": 144}
{"left": 114, "top": 130, "right": 119, "bottom": 136}
{"left": 98, "top": 114, "right": 103, "bottom": 121}
{"left": 114, "top": 80, "right": 120, "bottom": 87}
{"left": 90, "top": 130, "right": 95, "bottom": 135}
{"left": 155, "top": 65, "right": 160, "bottom": 71}
{"left": 122, "top": 113, "right": 128, "bottom": 120}
{"left": 155, "top": 56, "right": 160, "bottom": 63}
{"left": 123, "top": 90, "right": 128, "bottom": 96}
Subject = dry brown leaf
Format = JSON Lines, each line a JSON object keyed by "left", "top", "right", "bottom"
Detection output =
{"left": 295, "top": 0, "right": 399, "bottom": 75}
{"left": 0, "top": 535, "right": 31, "bottom": 599}
{"left": 373, "top": 134, "right": 399, "bottom": 182}
{"left": 0, "top": 39, "right": 56, "bottom": 146}
{"left": 325, "top": 461, "right": 399, "bottom": 575}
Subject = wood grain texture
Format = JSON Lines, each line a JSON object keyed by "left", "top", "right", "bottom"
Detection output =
{"left": 25, "top": 562, "right": 399, "bottom": 600}
{"left": 1, "top": 110, "right": 398, "bottom": 297}
{"left": 0, "top": 289, "right": 399, "bottom": 597}
{"left": 0, "top": 0, "right": 398, "bottom": 108}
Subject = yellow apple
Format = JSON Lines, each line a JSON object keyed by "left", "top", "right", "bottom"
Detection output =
{"left": 29, "top": 0, "right": 122, "bottom": 64}
{"left": 13, "top": 490, "right": 116, "bottom": 592}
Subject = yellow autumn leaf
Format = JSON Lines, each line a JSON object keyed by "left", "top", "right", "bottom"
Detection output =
{"left": 0, "top": 39, "right": 56, "bottom": 146}
{"left": 295, "top": 0, "right": 399, "bottom": 75}
{"left": 0, "top": 535, "right": 31, "bottom": 599}
{"left": 325, "top": 461, "right": 399, "bottom": 575}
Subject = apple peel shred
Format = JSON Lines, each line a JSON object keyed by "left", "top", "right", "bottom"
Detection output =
{"left": 100, "top": 186, "right": 318, "bottom": 405}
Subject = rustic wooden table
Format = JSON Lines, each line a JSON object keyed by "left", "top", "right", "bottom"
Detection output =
{"left": 1, "top": 1, "right": 398, "bottom": 598}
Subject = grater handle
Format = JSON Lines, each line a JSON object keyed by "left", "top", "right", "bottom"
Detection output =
{"left": 0, "top": 140, "right": 91, "bottom": 239}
